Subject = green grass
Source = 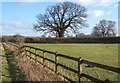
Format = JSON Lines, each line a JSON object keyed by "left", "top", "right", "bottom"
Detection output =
{"left": 2, "top": 43, "right": 26, "bottom": 81}
{"left": 2, "top": 55, "right": 12, "bottom": 81}
{"left": 25, "top": 43, "right": 119, "bottom": 81}
{"left": 1, "top": 43, "right": 12, "bottom": 81}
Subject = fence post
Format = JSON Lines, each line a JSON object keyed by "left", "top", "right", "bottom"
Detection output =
{"left": 22, "top": 46, "right": 25, "bottom": 57}
{"left": 29, "top": 47, "right": 32, "bottom": 60}
{"left": 35, "top": 49, "right": 37, "bottom": 64}
{"left": 11, "top": 44, "right": 12, "bottom": 50}
{"left": 12, "top": 44, "right": 14, "bottom": 51}
{"left": 43, "top": 51, "right": 45, "bottom": 67}
{"left": 26, "top": 47, "right": 29, "bottom": 59}
{"left": 25, "top": 47, "right": 27, "bottom": 56}
{"left": 78, "top": 57, "right": 82, "bottom": 83}
{"left": 8, "top": 43, "right": 10, "bottom": 49}
{"left": 55, "top": 52, "right": 58, "bottom": 73}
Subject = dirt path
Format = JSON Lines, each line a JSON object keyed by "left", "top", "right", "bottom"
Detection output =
{"left": 2, "top": 43, "right": 63, "bottom": 81}
{"left": 1, "top": 43, "right": 12, "bottom": 81}
{"left": 2, "top": 43, "right": 25, "bottom": 81}
{"left": 0, "top": 43, "right": 2, "bottom": 82}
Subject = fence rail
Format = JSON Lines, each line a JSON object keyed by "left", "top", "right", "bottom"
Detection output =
{"left": 24, "top": 45, "right": 80, "bottom": 82}
{"left": 81, "top": 60, "right": 120, "bottom": 73}
{"left": 4, "top": 42, "right": 120, "bottom": 82}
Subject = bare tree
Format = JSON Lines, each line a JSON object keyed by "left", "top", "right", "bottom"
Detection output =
{"left": 91, "top": 19, "right": 116, "bottom": 37}
{"left": 34, "top": 2, "right": 87, "bottom": 37}
{"left": 76, "top": 33, "right": 85, "bottom": 37}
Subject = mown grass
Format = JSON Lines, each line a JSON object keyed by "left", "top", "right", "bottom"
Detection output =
{"left": 1, "top": 44, "right": 12, "bottom": 81}
{"left": 25, "top": 43, "right": 119, "bottom": 81}
{"left": 2, "top": 55, "right": 12, "bottom": 81}
{"left": 2, "top": 43, "right": 26, "bottom": 82}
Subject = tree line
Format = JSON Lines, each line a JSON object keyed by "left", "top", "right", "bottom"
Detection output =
{"left": 33, "top": 2, "right": 117, "bottom": 38}
{"left": 2, "top": 35, "right": 119, "bottom": 44}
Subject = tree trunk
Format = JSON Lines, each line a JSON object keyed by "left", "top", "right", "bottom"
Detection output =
{"left": 58, "top": 30, "right": 64, "bottom": 37}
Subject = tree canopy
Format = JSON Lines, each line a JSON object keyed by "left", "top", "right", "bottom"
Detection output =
{"left": 91, "top": 19, "right": 116, "bottom": 37}
{"left": 34, "top": 2, "right": 87, "bottom": 37}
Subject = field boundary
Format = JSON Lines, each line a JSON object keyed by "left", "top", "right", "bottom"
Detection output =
{"left": 2, "top": 36, "right": 120, "bottom": 44}
{"left": 5, "top": 42, "right": 120, "bottom": 82}
{"left": 2, "top": 43, "right": 26, "bottom": 81}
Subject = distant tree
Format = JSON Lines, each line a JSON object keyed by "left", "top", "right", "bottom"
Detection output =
{"left": 76, "top": 33, "right": 85, "bottom": 37}
{"left": 34, "top": 2, "right": 87, "bottom": 37}
{"left": 13, "top": 34, "right": 23, "bottom": 37}
{"left": 13, "top": 34, "right": 25, "bottom": 45}
{"left": 91, "top": 19, "right": 116, "bottom": 37}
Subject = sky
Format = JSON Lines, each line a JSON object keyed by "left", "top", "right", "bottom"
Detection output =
{"left": 1, "top": 0, "right": 120, "bottom": 37}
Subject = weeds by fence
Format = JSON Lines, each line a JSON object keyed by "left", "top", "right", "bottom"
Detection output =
{"left": 4, "top": 42, "right": 120, "bottom": 82}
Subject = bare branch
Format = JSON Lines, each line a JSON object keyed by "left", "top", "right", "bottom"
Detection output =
{"left": 33, "top": 2, "right": 87, "bottom": 37}
{"left": 91, "top": 19, "right": 116, "bottom": 37}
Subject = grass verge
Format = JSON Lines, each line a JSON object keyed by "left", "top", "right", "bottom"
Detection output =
{"left": 2, "top": 43, "right": 26, "bottom": 81}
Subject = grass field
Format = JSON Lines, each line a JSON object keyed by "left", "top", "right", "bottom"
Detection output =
{"left": 25, "top": 43, "right": 119, "bottom": 81}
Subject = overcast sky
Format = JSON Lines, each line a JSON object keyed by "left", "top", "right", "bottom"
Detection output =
{"left": 1, "top": 0, "right": 119, "bottom": 37}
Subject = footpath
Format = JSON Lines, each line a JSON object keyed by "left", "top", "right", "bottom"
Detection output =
{"left": 1, "top": 43, "right": 62, "bottom": 82}
{"left": 1, "top": 43, "right": 25, "bottom": 81}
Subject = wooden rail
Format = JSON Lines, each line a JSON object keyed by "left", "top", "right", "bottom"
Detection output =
{"left": 81, "top": 60, "right": 120, "bottom": 73}
{"left": 24, "top": 45, "right": 80, "bottom": 82}
{"left": 5, "top": 42, "right": 120, "bottom": 82}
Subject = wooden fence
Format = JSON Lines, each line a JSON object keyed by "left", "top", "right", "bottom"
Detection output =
{"left": 4, "top": 42, "right": 120, "bottom": 82}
